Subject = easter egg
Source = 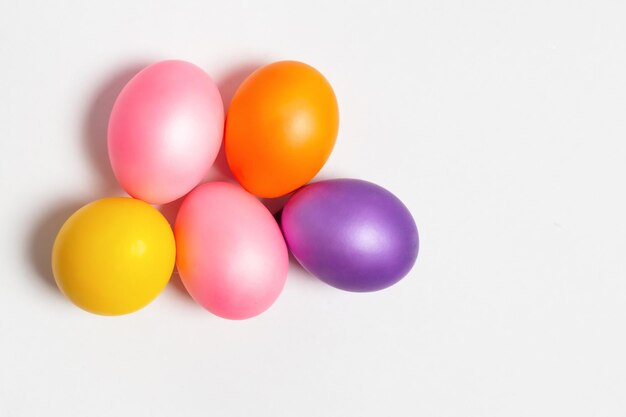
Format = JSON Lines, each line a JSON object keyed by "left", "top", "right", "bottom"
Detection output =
{"left": 225, "top": 60, "right": 339, "bottom": 198}
{"left": 281, "top": 179, "right": 419, "bottom": 292}
{"left": 108, "top": 60, "right": 224, "bottom": 204}
{"left": 175, "top": 182, "right": 289, "bottom": 319}
{"left": 52, "top": 197, "right": 176, "bottom": 315}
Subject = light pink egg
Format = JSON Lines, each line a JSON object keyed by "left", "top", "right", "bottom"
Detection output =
{"left": 108, "top": 60, "right": 224, "bottom": 204}
{"left": 174, "top": 182, "right": 289, "bottom": 319}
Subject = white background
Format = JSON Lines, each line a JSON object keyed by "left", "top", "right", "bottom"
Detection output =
{"left": 1, "top": 1, "right": 625, "bottom": 415}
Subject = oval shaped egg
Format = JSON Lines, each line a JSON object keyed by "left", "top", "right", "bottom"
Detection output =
{"left": 52, "top": 197, "right": 176, "bottom": 315}
{"left": 225, "top": 60, "right": 339, "bottom": 198}
{"left": 281, "top": 179, "right": 419, "bottom": 292}
{"left": 175, "top": 182, "right": 289, "bottom": 319}
{"left": 108, "top": 60, "right": 224, "bottom": 204}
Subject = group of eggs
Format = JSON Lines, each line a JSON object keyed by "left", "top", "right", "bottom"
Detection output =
{"left": 51, "top": 60, "right": 420, "bottom": 319}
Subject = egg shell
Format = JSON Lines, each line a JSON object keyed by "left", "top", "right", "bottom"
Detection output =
{"left": 281, "top": 179, "right": 419, "bottom": 292}
{"left": 52, "top": 197, "right": 175, "bottom": 315}
{"left": 225, "top": 60, "right": 339, "bottom": 198}
{"left": 108, "top": 60, "right": 224, "bottom": 204}
{"left": 174, "top": 182, "right": 289, "bottom": 319}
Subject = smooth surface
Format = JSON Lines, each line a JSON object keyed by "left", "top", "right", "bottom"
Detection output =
{"left": 52, "top": 197, "right": 175, "bottom": 315}
{"left": 175, "top": 182, "right": 288, "bottom": 319}
{"left": 225, "top": 60, "right": 339, "bottom": 197}
{"left": 282, "top": 179, "right": 418, "bottom": 292}
{"left": 108, "top": 60, "right": 223, "bottom": 204}
{"left": 2, "top": 1, "right": 626, "bottom": 416}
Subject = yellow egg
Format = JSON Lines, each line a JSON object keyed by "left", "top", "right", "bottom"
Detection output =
{"left": 52, "top": 197, "right": 175, "bottom": 315}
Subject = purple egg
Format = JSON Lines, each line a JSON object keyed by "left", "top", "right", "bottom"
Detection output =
{"left": 281, "top": 179, "right": 419, "bottom": 292}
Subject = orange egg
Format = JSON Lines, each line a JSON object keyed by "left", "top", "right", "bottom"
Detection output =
{"left": 225, "top": 61, "right": 339, "bottom": 198}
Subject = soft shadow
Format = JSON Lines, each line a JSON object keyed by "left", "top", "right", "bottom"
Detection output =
{"left": 165, "top": 269, "right": 193, "bottom": 301}
{"left": 156, "top": 198, "right": 194, "bottom": 302}
{"left": 288, "top": 251, "right": 312, "bottom": 277}
{"left": 273, "top": 209, "right": 283, "bottom": 226}
{"left": 158, "top": 196, "right": 185, "bottom": 228}
{"left": 204, "top": 62, "right": 264, "bottom": 182}
{"left": 216, "top": 62, "right": 262, "bottom": 111}
{"left": 28, "top": 199, "right": 86, "bottom": 294}
{"left": 203, "top": 140, "right": 234, "bottom": 183}
{"left": 273, "top": 207, "right": 316, "bottom": 280}
{"left": 261, "top": 192, "right": 293, "bottom": 215}
{"left": 82, "top": 63, "right": 147, "bottom": 195}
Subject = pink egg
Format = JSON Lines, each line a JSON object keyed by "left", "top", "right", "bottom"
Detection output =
{"left": 174, "top": 182, "right": 289, "bottom": 319}
{"left": 108, "top": 60, "right": 224, "bottom": 204}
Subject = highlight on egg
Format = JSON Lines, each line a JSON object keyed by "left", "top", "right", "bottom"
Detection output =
{"left": 281, "top": 179, "right": 419, "bottom": 292}
{"left": 108, "top": 60, "right": 224, "bottom": 205}
{"left": 225, "top": 60, "right": 339, "bottom": 198}
{"left": 174, "top": 182, "right": 289, "bottom": 319}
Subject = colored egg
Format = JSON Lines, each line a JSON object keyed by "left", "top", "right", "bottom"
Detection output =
{"left": 174, "top": 182, "right": 289, "bottom": 319}
{"left": 225, "top": 60, "right": 339, "bottom": 198}
{"left": 281, "top": 179, "right": 419, "bottom": 292}
{"left": 108, "top": 60, "right": 224, "bottom": 204}
{"left": 52, "top": 198, "right": 176, "bottom": 315}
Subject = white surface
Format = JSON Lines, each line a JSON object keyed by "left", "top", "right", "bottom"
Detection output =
{"left": 1, "top": 1, "right": 625, "bottom": 415}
